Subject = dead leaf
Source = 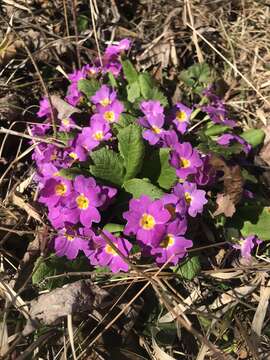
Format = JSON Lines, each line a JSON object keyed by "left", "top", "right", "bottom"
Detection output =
{"left": 51, "top": 95, "right": 81, "bottom": 120}
{"left": 23, "top": 280, "right": 109, "bottom": 336}
{"left": 213, "top": 193, "right": 236, "bottom": 217}
{"left": 152, "top": 336, "right": 176, "bottom": 360}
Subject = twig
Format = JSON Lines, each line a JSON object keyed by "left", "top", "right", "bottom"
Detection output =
{"left": 71, "top": 0, "right": 81, "bottom": 68}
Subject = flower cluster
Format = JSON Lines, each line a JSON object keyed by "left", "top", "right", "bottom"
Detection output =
{"left": 31, "top": 39, "right": 262, "bottom": 273}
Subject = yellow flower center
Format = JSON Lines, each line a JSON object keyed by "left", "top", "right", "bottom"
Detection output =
{"left": 103, "top": 111, "right": 115, "bottom": 123}
{"left": 66, "top": 234, "right": 74, "bottom": 242}
{"left": 152, "top": 125, "right": 162, "bottom": 134}
{"left": 105, "top": 244, "right": 118, "bottom": 256}
{"left": 185, "top": 192, "right": 192, "bottom": 204}
{"left": 139, "top": 213, "right": 156, "bottom": 230}
{"left": 100, "top": 98, "right": 111, "bottom": 107}
{"left": 69, "top": 152, "right": 78, "bottom": 160}
{"left": 55, "top": 183, "right": 67, "bottom": 196}
{"left": 92, "top": 130, "right": 104, "bottom": 141}
{"left": 62, "top": 118, "right": 70, "bottom": 126}
{"left": 160, "top": 234, "right": 175, "bottom": 248}
{"left": 76, "top": 194, "right": 89, "bottom": 209}
{"left": 50, "top": 152, "right": 57, "bottom": 161}
{"left": 176, "top": 110, "right": 187, "bottom": 122}
{"left": 180, "top": 157, "right": 190, "bottom": 168}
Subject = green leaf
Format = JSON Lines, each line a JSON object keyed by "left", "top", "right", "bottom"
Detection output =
{"left": 90, "top": 148, "right": 125, "bottom": 186}
{"left": 121, "top": 59, "right": 138, "bottom": 84}
{"left": 229, "top": 205, "right": 270, "bottom": 241}
{"left": 157, "top": 148, "right": 177, "bottom": 190}
{"left": 78, "top": 79, "right": 100, "bottom": 98}
{"left": 127, "top": 81, "right": 141, "bottom": 102}
{"left": 77, "top": 15, "right": 89, "bottom": 32}
{"left": 118, "top": 113, "right": 137, "bottom": 127}
{"left": 107, "top": 72, "right": 118, "bottom": 88}
{"left": 204, "top": 124, "right": 230, "bottom": 136}
{"left": 124, "top": 178, "right": 164, "bottom": 200}
{"left": 139, "top": 73, "right": 154, "bottom": 99}
{"left": 103, "top": 223, "right": 124, "bottom": 233}
{"left": 57, "top": 167, "right": 84, "bottom": 180}
{"left": 151, "top": 88, "right": 168, "bottom": 107}
{"left": 118, "top": 124, "right": 145, "bottom": 180}
{"left": 173, "top": 256, "right": 201, "bottom": 280}
{"left": 241, "top": 129, "right": 265, "bottom": 148}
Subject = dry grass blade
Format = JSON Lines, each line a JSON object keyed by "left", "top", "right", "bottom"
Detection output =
{"left": 251, "top": 278, "right": 270, "bottom": 337}
{"left": 152, "top": 336, "right": 175, "bottom": 360}
{"left": 0, "top": 281, "right": 30, "bottom": 319}
{"left": 67, "top": 314, "right": 77, "bottom": 360}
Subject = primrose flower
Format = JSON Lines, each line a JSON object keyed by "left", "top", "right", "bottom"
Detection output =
{"left": 161, "top": 130, "right": 179, "bottom": 149}
{"left": 104, "top": 39, "right": 131, "bottom": 58}
{"left": 180, "top": 182, "right": 208, "bottom": 217}
{"left": 193, "top": 155, "right": 216, "bottom": 186}
{"left": 65, "top": 175, "right": 105, "bottom": 227}
{"left": 138, "top": 101, "right": 165, "bottom": 145}
{"left": 172, "top": 103, "right": 192, "bottom": 134}
{"left": 30, "top": 123, "right": 51, "bottom": 136}
{"left": 64, "top": 143, "right": 88, "bottom": 163}
{"left": 151, "top": 220, "right": 193, "bottom": 265}
{"left": 66, "top": 83, "right": 83, "bottom": 106}
{"left": 59, "top": 117, "right": 76, "bottom": 132}
{"left": 83, "top": 64, "right": 100, "bottom": 77}
{"left": 91, "top": 85, "right": 117, "bottom": 108}
{"left": 89, "top": 230, "right": 132, "bottom": 273}
{"left": 99, "top": 100, "right": 124, "bottom": 123}
{"left": 217, "top": 134, "right": 251, "bottom": 155}
{"left": 39, "top": 177, "right": 72, "bottom": 208}
{"left": 37, "top": 97, "right": 51, "bottom": 118}
{"left": 123, "top": 195, "right": 171, "bottom": 246}
{"left": 54, "top": 225, "right": 92, "bottom": 260}
{"left": 170, "top": 142, "right": 202, "bottom": 179}
{"left": 233, "top": 235, "right": 262, "bottom": 259}
{"left": 77, "top": 117, "right": 111, "bottom": 150}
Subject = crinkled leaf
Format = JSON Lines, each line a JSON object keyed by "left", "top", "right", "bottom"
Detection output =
{"left": 124, "top": 178, "right": 164, "bottom": 200}
{"left": 204, "top": 124, "right": 230, "bottom": 136}
{"left": 90, "top": 148, "right": 125, "bottom": 186}
{"left": 118, "top": 113, "right": 137, "bottom": 127}
{"left": 127, "top": 81, "right": 141, "bottom": 102}
{"left": 78, "top": 79, "right": 100, "bottom": 98}
{"left": 173, "top": 256, "right": 201, "bottom": 280}
{"left": 139, "top": 73, "right": 154, "bottom": 99}
{"left": 241, "top": 129, "right": 265, "bottom": 148}
{"left": 157, "top": 148, "right": 177, "bottom": 190}
{"left": 118, "top": 124, "right": 145, "bottom": 180}
{"left": 57, "top": 167, "right": 84, "bottom": 180}
{"left": 229, "top": 205, "right": 270, "bottom": 241}
{"left": 103, "top": 223, "right": 124, "bottom": 233}
{"left": 121, "top": 59, "right": 138, "bottom": 84}
{"left": 107, "top": 72, "right": 118, "bottom": 88}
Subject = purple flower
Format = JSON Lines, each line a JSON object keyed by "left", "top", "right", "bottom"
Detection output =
{"left": 37, "top": 97, "right": 51, "bottom": 118}
{"left": 104, "top": 39, "right": 131, "bottom": 58}
{"left": 66, "top": 83, "right": 83, "bottom": 106}
{"left": 233, "top": 235, "right": 262, "bottom": 259}
{"left": 30, "top": 123, "right": 51, "bottom": 136}
{"left": 65, "top": 175, "right": 105, "bottom": 227}
{"left": 151, "top": 220, "right": 193, "bottom": 265}
{"left": 99, "top": 100, "right": 124, "bottom": 123}
{"left": 172, "top": 103, "right": 192, "bottom": 134}
{"left": 180, "top": 182, "right": 208, "bottom": 217}
{"left": 91, "top": 85, "right": 117, "bottom": 108}
{"left": 59, "top": 117, "right": 76, "bottom": 132}
{"left": 170, "top": 142, "right": 202, "bottom": 179}
{"left": 217, "top": 134, "right": 251, "bottom": 154}
{"left": 123, "top": 195, "right": 171, "bottom": 246}
{"left": 77, "top": 117, "right": 111, "bottom": 150}
{"left": 64, "top": 144, "right": 88, "bottom": 163}
{"left": 161, "top": 130, "right": 179, "bottom": 149}
{"left": 39, "top": 177, "right": 72, "bottom": 208}
{"left": 82, "top": 64, "right": 100, "bottom": 77}
{"left": 54, "top": 225, "right": 92, "bottom": 260}
{"left": 138, "top": 101, "right": 165, "bottom": 145}
{"left": 89, "top": 230, "right": 132, "bottom": 273}
{"left": 194, "top": 155, "right": 216, "bottom": 186}
{"left": 99, "top": 185, "right": 118, "bottom": 210}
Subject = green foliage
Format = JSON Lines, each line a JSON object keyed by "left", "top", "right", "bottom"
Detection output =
{"left": 173, "top": 256, "right": 201, "bottom": 280}
{"left": 90, "top": 147, "right": 125, "bottom": 186}
{"left": 117, "top": 124, "right": 145, "bottom": 180}
{"left": 228, "top": 205, "right": 270, "bottom": 241}
{"left": 127, "top": 81, "right": 141, "bottom": 102}
{"left": 103, "top": 223, "right": 124, "bottom": 233}
{"left": 179, "top": 63, "right": 212, "bottom": 93}
{"left": 57, "top": 167, "right": 85, "bottom": 180}
{"left": 241, "top": 128, "right": 265, "bottom": 148}
{"left": 157, "top": 148, "right": 177, "bottom": 190}
{"left": 204, "top": 124, "right": 230, "bottom": 136}
{"left": 77, "top": 15, "right": 89, "bottom": 32}
{"left": 121, "top": 59, "right": 138, "bottom": 84}
{"left": 198, "top": 132, "right": 243, "bottom": 158}
{"left": 124, "top": 178, "right": 164, "bottom": 200}
{"left": 78, "top": 78, "right": 100, "bottom": 98}
{"left": 32, "top": 255, "right": 90, "bottom": 290}
{"left": 139, "top": 73, "right": 154, "bottom": 99}
{"left": 118, "top": 113, "right": 137, "bottom": 127}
